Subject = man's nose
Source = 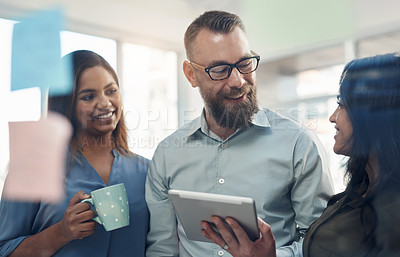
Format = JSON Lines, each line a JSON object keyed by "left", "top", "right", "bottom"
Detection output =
{"left": 226, "top": 67, "right": 244, "bottom": 89}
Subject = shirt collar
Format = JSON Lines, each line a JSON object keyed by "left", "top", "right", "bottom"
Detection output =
{"left": 182, "top": 107, "right": 271, "bottom": 138}
{"left": 252, "top": 107, "right": 271, "bottom": 128}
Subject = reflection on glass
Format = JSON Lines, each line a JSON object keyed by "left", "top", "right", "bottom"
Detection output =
{"left": 0, "top": 21, "right": 118, "bottom": 196}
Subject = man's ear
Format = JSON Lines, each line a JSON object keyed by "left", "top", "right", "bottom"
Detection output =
{"left": 183, "top": 61, "right": 197, "bottom": 88}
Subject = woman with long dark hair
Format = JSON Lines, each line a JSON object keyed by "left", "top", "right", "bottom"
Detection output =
{"left": 302, "top": 52, "right": 400, "bottom": 256}
{"left": 0, "top": 50, "right": 149, "bottom": 256}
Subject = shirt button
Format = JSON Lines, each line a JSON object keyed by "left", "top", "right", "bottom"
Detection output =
{"left": 217, "top": 250, "right": 224, "bottom": 256}
{"left": 218, "top": 178, "right": 225, "bottom": 184}
{"left": 221, "top": 144, "right": 227, "bottom": 150}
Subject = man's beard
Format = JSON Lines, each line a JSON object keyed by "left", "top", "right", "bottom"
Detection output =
{"left": 199, "top": 82, "right": 259, "bottom": 129}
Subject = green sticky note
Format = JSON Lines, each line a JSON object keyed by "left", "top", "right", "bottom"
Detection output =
{"left": 11, "top": 7, "right": 72, "bottom": 96}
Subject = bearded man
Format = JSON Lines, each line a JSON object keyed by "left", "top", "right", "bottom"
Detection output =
{"left": 145, "top": 10, "right": 334, "bottom": 257}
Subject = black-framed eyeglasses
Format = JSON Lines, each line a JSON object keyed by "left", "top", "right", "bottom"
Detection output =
{"left": 188, "top": 51, "right": 260, "bottom": 81}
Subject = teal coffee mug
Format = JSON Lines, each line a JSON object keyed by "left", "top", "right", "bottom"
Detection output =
{"left": 82, "top": 183, "right": 129, "bottom": 231}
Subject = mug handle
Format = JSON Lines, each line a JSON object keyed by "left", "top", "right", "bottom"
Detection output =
{"left": 81, "top": 198, "right": 102, "bottom": 224}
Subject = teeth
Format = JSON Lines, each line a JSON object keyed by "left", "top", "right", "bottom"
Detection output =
{"left": 96, "top": 112, "right": 113, "bottom": 119}
{"left": 227, "top": 94, "right": 244, "bottom": 100}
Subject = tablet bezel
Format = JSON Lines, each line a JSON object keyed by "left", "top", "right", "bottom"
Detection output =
{"left": 168, "top": 189, "right": 260, "bottom": 243}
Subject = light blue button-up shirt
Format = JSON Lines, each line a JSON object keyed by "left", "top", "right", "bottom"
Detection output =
{"left": 145, "top": 108, "right": 334, "bottom": 257}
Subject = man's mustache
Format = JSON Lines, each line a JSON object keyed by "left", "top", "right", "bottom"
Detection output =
{"left": 222, "top": 83, "right": 252, "bottom": 98}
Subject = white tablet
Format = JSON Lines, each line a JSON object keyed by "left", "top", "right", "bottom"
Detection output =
{"left": 168, "top": 189, "right": 259, "bottom": 243}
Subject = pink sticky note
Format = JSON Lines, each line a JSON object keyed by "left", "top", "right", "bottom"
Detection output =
{"left": 3, "top": 112, "right": 72, "bottom": 203}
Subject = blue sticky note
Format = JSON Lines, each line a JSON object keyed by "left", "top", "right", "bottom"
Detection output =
{"left": 11, "top": 8, "right": 72, "bottom": 96}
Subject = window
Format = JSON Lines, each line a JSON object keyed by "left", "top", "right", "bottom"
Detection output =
{"left": 257, "top": 45, "right": 347, "bottom": 193}
{"left": 296, "top": 65, "right": 343, "bottom": 98}
{"left": 60, "top": 31, "right": 117, "bottom": 69}
{"left": 0, "top": 18, "right": 18, "bottom": 194}
{"left": 122, "top": 43, "right": 178, "bottom": 159}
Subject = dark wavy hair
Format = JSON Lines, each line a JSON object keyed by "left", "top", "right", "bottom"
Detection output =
{"left": 338, "top": 52, "right": 400, "bottom": 246}
{"left": 48, "top": 50, "right": 131, "bottom": 156}
{"left": 184, "top": 10, "right": 245, "bottom": 60}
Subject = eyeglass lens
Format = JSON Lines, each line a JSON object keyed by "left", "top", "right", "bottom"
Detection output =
{"left": 208, "top": 57, "right": 259, "bottom": 80}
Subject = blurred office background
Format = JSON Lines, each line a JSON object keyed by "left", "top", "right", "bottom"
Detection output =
{"left": 1, "top": 0, "right": 400, "bottom": 195}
